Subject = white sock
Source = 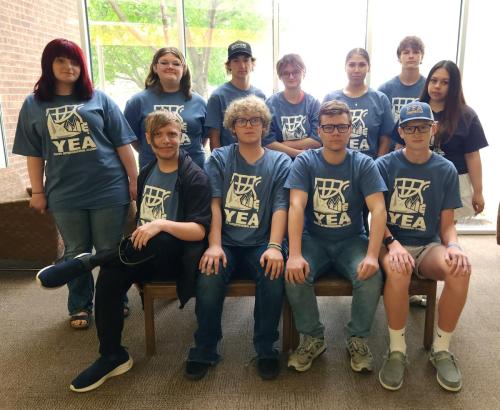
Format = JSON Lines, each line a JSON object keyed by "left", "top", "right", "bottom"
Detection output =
{"left": 433, "top": 326, "right": 453, "bottom": 352}
{"left": 388, "top": 327, "right": 406, "bottom": 354}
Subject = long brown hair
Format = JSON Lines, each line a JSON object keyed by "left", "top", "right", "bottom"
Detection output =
{"left": 420, "top": 60, "right": 465, "bottom": 141}
{"left": 145, "top": 47, "right": 192, "bottom": 100}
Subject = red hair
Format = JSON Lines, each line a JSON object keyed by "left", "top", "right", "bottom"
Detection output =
{"left": 34, "top": 38, "right": 93, "bottom": 101}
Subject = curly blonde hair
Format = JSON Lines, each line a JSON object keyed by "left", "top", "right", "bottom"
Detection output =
{"left": 223, "top": 95, "right": 271, "bottom": 136}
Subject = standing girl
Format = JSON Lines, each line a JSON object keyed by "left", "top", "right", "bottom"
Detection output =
{"left": 125, "top": 47, "right": 207, "bottom": 170}
{"left": 419, "top": 60, "right": 488, "bottom": 218}
{"left": 324, "top": 48, "right": 394, "bottom": 159}
{"left": 265, "top": 53, "right": 321, "bottom": 158}
{"left": 14, "top": 39, "right": 138, "bottom": 329}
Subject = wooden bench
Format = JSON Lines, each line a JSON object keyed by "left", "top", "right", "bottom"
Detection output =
{"left": 143, "top": 280, "right": 265, "bottom": 355}
{"left": 143, "top": 276, "right": 436, "bottom": 355}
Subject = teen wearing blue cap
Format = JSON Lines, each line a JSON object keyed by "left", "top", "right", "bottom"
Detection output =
{"left": 376, "top": 101, "right": 471, "bottom": 392}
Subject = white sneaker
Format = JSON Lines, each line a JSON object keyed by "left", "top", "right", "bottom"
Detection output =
{"left": 288, "top": 334, "right": 326, "bottom": 372}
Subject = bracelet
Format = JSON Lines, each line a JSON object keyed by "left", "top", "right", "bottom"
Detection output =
{"left": 447, "top": 242, "right": 463, "bottom": 251}
{"left": 267, "top": 242, "right": 282, "bottom": 251}
{"left": 31, "top": 191, "right": 45, "bottom": 195}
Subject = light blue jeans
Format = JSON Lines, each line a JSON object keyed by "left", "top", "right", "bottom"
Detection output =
{"left": 52, "top": 204, "right": 129, "bottom": 316}
{"left": 285, "top": 234, "right": 382, "bottom": 339}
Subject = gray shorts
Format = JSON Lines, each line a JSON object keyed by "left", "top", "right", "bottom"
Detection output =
{"left": 405, "top": 242, "right": 441, "bottom": 279}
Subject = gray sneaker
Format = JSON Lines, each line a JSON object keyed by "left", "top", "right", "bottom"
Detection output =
{"left": 288, "top": 334, "right": 326, "bottom": 372}
{"left": 346, "top": 337, "right": 373, "bottom": 372}
{"left": 379, "top": 351, "right": 407, "bottom": 391}
{"left": 430, "top": 349, "right": 462, "bottom": 392}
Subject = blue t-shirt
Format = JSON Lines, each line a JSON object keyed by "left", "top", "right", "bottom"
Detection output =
{"left": 206, "top": 144, "right": 291, "bottom": 247}
{"left": 323, "top": 88, "right": 395, "bottom": 158}
{"left": 139, "top": 164, "right": 178, "bottom": 225}
{"left": 124, "top": 88, "right": 207, "bottom": 170}
{"left": 378, "top": 75, "right": 426, "bottom": 122}
{"left": 264, "top": 92, "right": 320, "bottom": 146}
{"left": 376, "top": 150, "right": 461, "bottom": 246}
{"left": 285, "top": 149, "right": 387, "bottom": 241}
{"left": 13, "top": 90, "right": 136, "bottom": 211}
{"left": 391, "top": 105, "right": 489, "bottom": 174}
{"left": 205, "top": 82, "right": 266, "bottom": 147}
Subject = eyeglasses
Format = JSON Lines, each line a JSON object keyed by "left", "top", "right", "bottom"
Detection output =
{"left": 319, "top": 124, "right": 351, "bottom": 134}
{"left": 234, "top": 117, "right": 263, "bottom": 127}
{"left": 280, "top": 70, "right": 302, "bottom": 78}
{"left": 401, "top": 124, "right": 432, "bottom": 134}
{"left": 157, "top": 61, "right": 182, "bottom": 68}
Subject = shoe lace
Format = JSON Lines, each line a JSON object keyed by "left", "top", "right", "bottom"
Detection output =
{"left": 297, "top": 335, "right": 318, "bottom": 355}
{"left": 349, "top": 337, "right": 369, "bottom": 356}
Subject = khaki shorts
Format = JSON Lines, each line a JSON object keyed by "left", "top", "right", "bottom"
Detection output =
{"left": 405, "top": 242, "right": 441, "bottom": 279}
{"left": 455, "top": 173, "right": 475, "bottom": 219}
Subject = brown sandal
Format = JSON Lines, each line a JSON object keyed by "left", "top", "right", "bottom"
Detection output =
{"left": 69, "top": 312, "right": 91, "bottom": 329}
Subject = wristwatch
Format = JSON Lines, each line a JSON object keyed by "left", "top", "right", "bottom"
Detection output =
{"left": 383, "top": 235, "right": 396, "bottom": 249}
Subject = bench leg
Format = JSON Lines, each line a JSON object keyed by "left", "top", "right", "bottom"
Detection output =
{"left": 144, "top": 289, "right": 156, "bottom": 356}
{"left": 423, "top": 283, "right": 437, "bottom": 350}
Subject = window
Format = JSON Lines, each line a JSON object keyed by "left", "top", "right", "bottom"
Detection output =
{"left": 277, "top": 0, "right": 367, "bottom": 100}
{"left": 183, "top": 0, "right": 273, "bottom": 99}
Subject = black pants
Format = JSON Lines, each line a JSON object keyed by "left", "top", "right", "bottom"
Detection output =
{"left": 95, "top": 233, "right": 182, "bottom": 357}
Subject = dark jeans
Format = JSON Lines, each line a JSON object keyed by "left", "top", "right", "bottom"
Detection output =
{"left": 95, "top": 233, "right": 184, "bottom": 357}
{"left": 188, "top": 245, "right": 284, "bottom": 364}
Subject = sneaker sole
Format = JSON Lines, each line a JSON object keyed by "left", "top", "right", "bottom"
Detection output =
{"left": 69, "top": 357, "right": 133, "bottom": 393}
{"left": 36, "top": 265, "right": 60, "bottom": 289}
{"left": 378, "top": 369, "right": 403, "bottom": 391}
{"left": 36, "top": 253, "right": 91, "bottom": 289}
{"left": 435, "top": 373, "right": 462, "bottom": 392}
{"left": 288, "top": 345, "right": 327, "bottom": 372}
{"left": 430, "top": 359, "right": 462, "bottom": 392}
{"left": 350, "top": 358, "right": 373, "bottom": 373}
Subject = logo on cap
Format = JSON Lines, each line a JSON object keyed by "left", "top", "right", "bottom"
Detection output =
{"left": 406, "top": 104, "right": 424, "bottom": 115}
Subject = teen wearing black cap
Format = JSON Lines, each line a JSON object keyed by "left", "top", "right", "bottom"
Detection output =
{"left": 205, "top": 40, "right": 266, "bottom": 149}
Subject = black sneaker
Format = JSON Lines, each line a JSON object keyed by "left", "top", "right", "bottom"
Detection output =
{"left": 36, "top": 253, "right": 91, "bottom": 289}
{"left": 70, "top": 351, "right": 133, "bottom": 393}
{"left": 185, "top": 361, "right": 210, "bottom": 380}
{"left": 257, "top": 357, "right": 280, "bottom": 380}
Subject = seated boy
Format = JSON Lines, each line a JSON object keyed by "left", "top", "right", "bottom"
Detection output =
{"left": 185, "top": 95, "right": 291, "bottom": 381}
{"left": 285, "top": 100, "right": 387, "bottom": 373}
{"left": 376, "top": 101, "right": 471, "bottom": 392}
{"left": 37, "top": 111, "right": 211, "bottom": 392}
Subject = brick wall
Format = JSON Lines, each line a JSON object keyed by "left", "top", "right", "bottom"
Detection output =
{"left": 0, "top": 0, "right": 81, "bottom": 181}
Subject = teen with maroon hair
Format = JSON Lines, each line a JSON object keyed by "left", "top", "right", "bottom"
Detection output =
{"left": 13, "top": 38, "right": 138, "bottom": 329}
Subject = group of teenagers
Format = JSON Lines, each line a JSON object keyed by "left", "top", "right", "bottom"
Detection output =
{"left": 13, "top": 35, "right": 488, "bottom": 394}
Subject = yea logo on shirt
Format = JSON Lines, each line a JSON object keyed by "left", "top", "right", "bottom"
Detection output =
{"left": 349, "top": 109, "right": 370, "bottom": 151}
{"left": 46, "top": 104, "right": 96, "bottom": 155}
{"left": 154, "top": 104, "right": 190, "bottom": 145}
{"left": 388, "top": 177, "right": 430, "bottom": 231}
{"left": 140, "top": 185, "right": 171, "bottom": 223}
{"left": 281, "top": 115, "right": 306, "bottom": 140}
{"left": 313, "top": 177, "right": 351, "bottom": 228}
{"left": 225, "top": 173, "right": 262, "bottom": 228}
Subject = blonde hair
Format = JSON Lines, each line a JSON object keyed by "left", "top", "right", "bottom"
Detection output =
{"left": 145, "top": 110, "right": 182, "bottom": 136}
{"left": 223, "top": 95, "right": 271, "bottom": 136}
